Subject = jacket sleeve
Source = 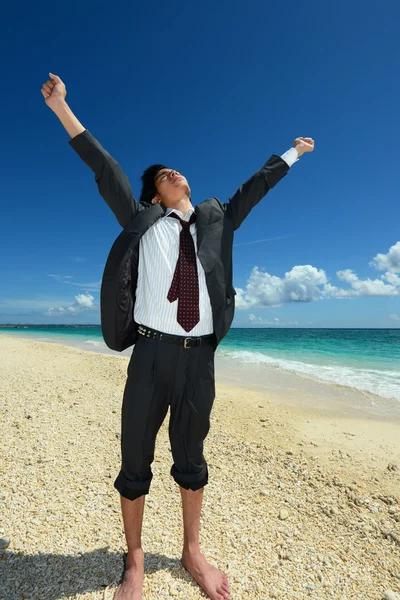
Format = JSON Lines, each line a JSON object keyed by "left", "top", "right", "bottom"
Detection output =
{"left": 223, "top": 155, "right": 290, "bottom": 230}
{"left": 68, "top": 129, "right": 142, "bottom": 227}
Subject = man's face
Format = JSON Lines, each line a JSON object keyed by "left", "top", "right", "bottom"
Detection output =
{"left": 152, "top": 168, "right": 191, "bottom": 207}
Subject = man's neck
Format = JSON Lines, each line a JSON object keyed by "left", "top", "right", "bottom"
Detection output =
{"left": 164, "top": 197, "right": 193, "bottom": 217}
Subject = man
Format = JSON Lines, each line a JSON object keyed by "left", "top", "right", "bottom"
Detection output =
{"left": 41, "top": 72, "right": 314, "bottom": 600}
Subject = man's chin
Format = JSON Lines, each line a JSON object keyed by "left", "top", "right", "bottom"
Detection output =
{"left": 174, "top": 185, "right": 191, "bottom": 199}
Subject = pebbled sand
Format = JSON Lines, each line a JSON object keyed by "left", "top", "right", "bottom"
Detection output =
{"left": 1, "top": 335, "right": 400, "bottom": 600}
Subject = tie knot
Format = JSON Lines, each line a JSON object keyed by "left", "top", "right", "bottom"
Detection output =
{"left": 167, "top": 211, "right": 196, "bottom": 227}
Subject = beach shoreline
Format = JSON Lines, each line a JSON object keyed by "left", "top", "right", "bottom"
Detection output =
{"left": 1, "top": 330, "right": 399, "bottom": 420}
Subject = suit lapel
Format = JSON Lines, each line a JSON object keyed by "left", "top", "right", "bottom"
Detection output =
{"left": 124, "top": 204, "right": 165, "bottom": 239}
{"left": 195, "top": 202, "right": 211, "bottom": 254}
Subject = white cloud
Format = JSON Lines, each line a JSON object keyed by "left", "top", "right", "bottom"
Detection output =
{"left": 337, "top": 269, "right": 359, "bottom": 284}
{"left": 236, "top": 242, "right": 400, "bottom": 308}
{"left": 390, "top": 314, "right": 400, "bottom": 321}
{"left": 48, "top": 274, "right": 101, "bottom": 292}
{"left": 325, "top": 270, "right": 398, "bottom": 298}
{"left": 370, "top": 242, "right": 400, "bottom": 273}
{"left": 236, "top": 265, "right": 327, "bottom": 309}
{"left": 74, "top": 293, "right": 95, "bottom": 308}
{"left": 322, "top": 283, "right": 358, "bottom": 299}
{"left": 72, "top": 257, "right": 87, "bottom": 262}
{"left": 234, "top": 235, "right": 288, "bottom": 248}
{"left": 45, "top": 293, "right": 95, "bottom": 316}
{"left": 248, "top": 314, "right": 280, "bottom": 325}
{"left": 384, "top": 272, "right": 400, "bottom": 286}
{"left": 247, "top": 314, "right": 299, "bottom": 326}
{"left": 0, "top": 298, "right": 71, "bottom": 310}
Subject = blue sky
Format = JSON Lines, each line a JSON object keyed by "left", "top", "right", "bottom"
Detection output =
{"left": 1, "top": 0, "right": 399, "bottom": 328}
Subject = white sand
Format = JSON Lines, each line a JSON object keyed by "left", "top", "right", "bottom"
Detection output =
{"left": 1, "top": 335, "right": 400, "bottom": 599}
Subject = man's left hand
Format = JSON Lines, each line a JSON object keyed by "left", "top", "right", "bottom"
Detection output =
{"left": 293, "top": 137, "right": 315, "bottom": 157}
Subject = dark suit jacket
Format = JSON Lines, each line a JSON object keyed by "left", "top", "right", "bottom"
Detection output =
{"left": 68, "top": 130, "right": 290, "bottom": 351}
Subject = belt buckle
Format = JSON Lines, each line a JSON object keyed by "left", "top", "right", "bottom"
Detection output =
{"left": 184, "top": 337, "right": 201, "bottom": 349}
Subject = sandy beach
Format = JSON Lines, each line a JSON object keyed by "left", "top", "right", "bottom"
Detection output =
{"left": 1, "top": 334, "right": 400, "bottom": 600}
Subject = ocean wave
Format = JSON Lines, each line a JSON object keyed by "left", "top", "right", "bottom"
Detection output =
{"left": 84, "top": 339, "right": 104, "bottom": 347}
{"left": 217, "top": 348, "right": 400, "bottom": 401}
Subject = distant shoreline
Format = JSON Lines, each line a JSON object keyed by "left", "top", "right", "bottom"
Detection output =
{"left": 1, "top": 324, "right": 399, "bottom": 329}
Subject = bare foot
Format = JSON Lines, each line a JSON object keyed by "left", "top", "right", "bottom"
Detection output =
{"left": 113, "top": 548, "right": 144, "bottom": 600}
{"left": 181, "top": 550, "right": 230, "bottom": 600}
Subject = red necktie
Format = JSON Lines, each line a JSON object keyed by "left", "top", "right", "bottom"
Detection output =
{"left": 167, "top": 212, "right": 200, "bottom": 332}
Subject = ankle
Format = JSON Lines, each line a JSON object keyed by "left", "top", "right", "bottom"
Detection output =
{"left": 126, "top": 547, "right": 144, "bottom": 568}
{"left": 182, "top": 544, "right": 201, "bottom": 558}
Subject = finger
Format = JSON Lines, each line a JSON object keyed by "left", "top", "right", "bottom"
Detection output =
{"left": 46, "top": 79, "right": 55, "bottom": 87}
{"left": 41, "top": 88, "right": 49, "bottom": 98}
{"left": 49, "top": 72, "right": 62, "bottom": 84}
{"left": 43, "top": 83, "right": 52, "bottom": 93}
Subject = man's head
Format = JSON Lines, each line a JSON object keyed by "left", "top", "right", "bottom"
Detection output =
{"left": 139, "top": 164, "right": 191, "bottom": 208}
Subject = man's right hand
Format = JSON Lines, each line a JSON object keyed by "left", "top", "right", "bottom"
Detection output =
{"left": 41, "top": 73, "right": 66, "bottom": 111}
{"left": 40, "top": 72, "right": 85, "bottom": 139}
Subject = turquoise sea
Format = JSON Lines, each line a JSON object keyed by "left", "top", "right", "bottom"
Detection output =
{"left": 1, "top": 326, "right": 399, "bottom": 402}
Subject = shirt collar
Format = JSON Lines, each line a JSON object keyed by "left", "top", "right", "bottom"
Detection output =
{"left": 165, "top": 206, "right": 195, "bottom": 221}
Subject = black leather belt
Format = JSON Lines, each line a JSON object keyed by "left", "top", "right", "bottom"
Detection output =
{"left": 137, "top": 324, "right": 215, "bottom": 349}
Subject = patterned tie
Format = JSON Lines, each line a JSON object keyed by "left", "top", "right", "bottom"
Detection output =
{"left": 167, "top": 211, "right": 200, "bottom": 332}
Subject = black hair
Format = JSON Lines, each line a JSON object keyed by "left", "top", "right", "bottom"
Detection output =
{"left": 139, "top": 164, "right": 168, "bottom": 206}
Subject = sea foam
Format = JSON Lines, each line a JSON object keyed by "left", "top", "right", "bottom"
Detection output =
{"left": 217, "top": 348, "right": 400, "bottom": 401}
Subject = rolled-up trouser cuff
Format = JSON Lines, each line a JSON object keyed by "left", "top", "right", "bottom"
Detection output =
{"left": 114, "top": 470, "right": 153, "bottom": 501}
{"left": 170, "top": 463, "right": 208, "bottom": 491}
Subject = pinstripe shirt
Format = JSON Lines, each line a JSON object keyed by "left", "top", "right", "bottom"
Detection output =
{"left": 134, "top": 147, "right": 299, "bottom": 335}
{"left": 134, "top": 205, "right": 214, "bottom": 336}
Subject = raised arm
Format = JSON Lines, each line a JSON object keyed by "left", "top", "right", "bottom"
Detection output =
{"left": 223, "top": 138, "right": 314, "bottom": 230}
{"left": 41, "top": 73, "right": 141, "bottom": 227}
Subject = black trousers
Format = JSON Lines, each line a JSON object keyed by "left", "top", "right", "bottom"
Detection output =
{"left": 114, "top": 333, "right": 216, "bottom": 500}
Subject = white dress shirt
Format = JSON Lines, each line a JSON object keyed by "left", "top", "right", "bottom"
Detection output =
{"left": 134, "top": 148, "right": 299, "bottom": 335}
